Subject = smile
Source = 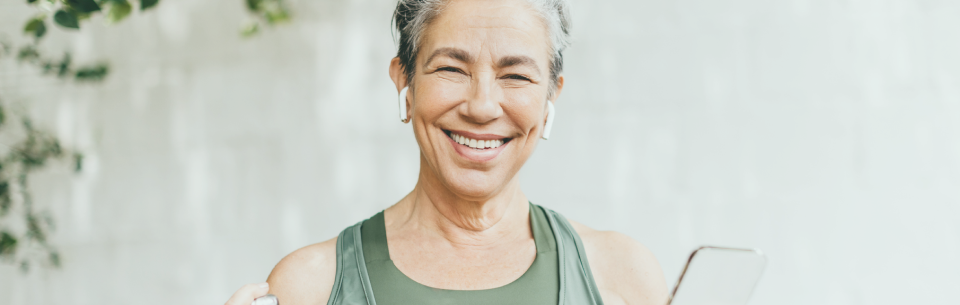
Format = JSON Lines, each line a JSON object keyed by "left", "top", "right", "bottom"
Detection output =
{"left": 445, "top": 131, "right": 509, "bottom": 150}
{"left": 443, "top": 130, "right": 513, "bottom": 162}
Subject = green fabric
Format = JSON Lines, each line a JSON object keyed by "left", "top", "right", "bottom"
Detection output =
{"left": 326, "top": 203, "right": 603, "bottom": 305}
{"left": 361, "top": 203, "right": 559, "bottom": 305}
{"left": 544, "top": 207, "right": 604, "bottom": 305}
{"left": 327, "top": 219, "right": 376, "bottom": 305}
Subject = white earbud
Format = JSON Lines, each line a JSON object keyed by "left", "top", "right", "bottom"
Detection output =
{"left": 542, "top": 101, "right": 555, "bottom": 140}
{"left": 398, "top": 86, "right": 410, "bottom": 123}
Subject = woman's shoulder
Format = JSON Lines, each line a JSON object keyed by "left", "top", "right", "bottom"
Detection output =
{"left": 266, "top": 236, "right": 339, "bottom": 305}
{"left": 566, "top": 219, "right": 670, "bottom": 305}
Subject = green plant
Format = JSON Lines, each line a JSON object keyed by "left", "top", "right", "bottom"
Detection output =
{"left": 22, "top": 0, "right": 158, "bottom": 36}
{"left": 16, "top": 0, "right": 160, "bottom": 83}
{"left": 241, "top": 0, "right": 292, "bottom": 37}
{"left": 2, "top": 0, "right": 294, "bottom": 273}
{"left": 0, "top": 0, "right": 161, "bottom": 272}
{"left": 0, "top": 99, "right": 81, "bottom": 272}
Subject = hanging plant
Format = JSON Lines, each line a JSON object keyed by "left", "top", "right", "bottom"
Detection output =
{"left": 0, "top": 104, "right": 81, "bottom": 272}
{"left": 3, "top": 0, "right": 295, "bottom": 273}
{"left": 0, "top": 0, "right": 163, "bottom": 273}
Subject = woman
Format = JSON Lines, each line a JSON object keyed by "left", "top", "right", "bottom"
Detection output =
{"left": 226, "top": 0, "right": 667, "bottom": 304}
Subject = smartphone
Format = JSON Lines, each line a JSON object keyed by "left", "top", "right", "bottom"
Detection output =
{"left": 666, "top": 246, "right": 767, "bottom": 305}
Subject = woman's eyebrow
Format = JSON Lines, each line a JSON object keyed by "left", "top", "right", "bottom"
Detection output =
{"left": 497, "top": 55, "right": 540, "bottom": 75}
{"left": 423, "top": 47, "right": 474, "bottom": 68}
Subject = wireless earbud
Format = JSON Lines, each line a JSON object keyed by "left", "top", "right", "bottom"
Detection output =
{"left": 542, "top": 101, "right": 555, "bottom": 140}
{"left": 398, "top": 86, "right": 410, "bottom": 123}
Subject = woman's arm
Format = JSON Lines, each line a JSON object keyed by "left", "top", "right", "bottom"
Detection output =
{"left": 265, "top": 237, "right": 339, "bottom": 305}
{"left": 569, "top": 220, "right": 669, "bottom": 305}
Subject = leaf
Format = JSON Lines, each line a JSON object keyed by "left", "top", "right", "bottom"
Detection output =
{"left": 23, "top": 18, "right": 47, "bottom": 39}
{"left": 240, "top": 22, "right": 260, "bottom": 38}
{"left": 140, "top": 0, "right": 159, "bottom": 10}
{"left": 0, "top": 232, "right": 17, "bottom": 258}
{"left": 23, "top": 19, "right": 46, "bottom": 38}
{"left": 56, "top": 53, "right": 72, "bottom": 78}
{"left": 265, "top": 9, "right": 290, "bottom": 24}
{"left": 74, "top": 64, "right": 110, "bottom": 82}
{"left": 74, "top": 64, "right": 109, "bottom": 82}
{"left": 54, "top": 10, "right": 80, "bottom": 29}
{"left": 16, "top": 128, "right": 65, "bottom": 170}
{"left": 27, "top": 0, "right": 38, "bottom": 3}
{"left": 26, "top": 214, "right": 47, "bottom": 243}
{"left": 105, "top": 0, "right": 132, "bottom": 24}
{"left": 258, "top": 0, "right": 289, "bottom": 24}
{"left": 246, "top": 0, "right": 261, "bottom": 11}
{"left": 49, "top": 251, "right": 61, "bottom": 268}
{"left": 64, "top": 0, "right": 101, "bottom": 13}
{"left": 17, "top": 45, "right": 40, "bottom": 62}
{"left": 0, "top": 181, "right": 9, "bottom": 216}
{"left": 42, "top": 60, "right": 55, "bottom": 73}
{"left": 73, "top": 153, "right": 83, "bottom": 172}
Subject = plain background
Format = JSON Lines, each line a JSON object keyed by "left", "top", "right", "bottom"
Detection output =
{"left": 1, "top": 0, "right": 958, "bottom": 304}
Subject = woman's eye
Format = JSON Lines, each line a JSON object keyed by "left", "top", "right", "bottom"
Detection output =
{"left": 437, "top": 67, "right": 463, "bottom": 74}
{"left": 504, "top": 74, "right": 531, "bottom": 81}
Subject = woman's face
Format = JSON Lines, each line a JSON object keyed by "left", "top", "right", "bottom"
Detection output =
{"left": 403, "top": 0, "right": 562, "bottom": 200}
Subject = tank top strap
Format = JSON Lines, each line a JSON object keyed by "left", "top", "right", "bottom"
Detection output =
{"left": 538, "top": 205, "right": 605, "bottom": 305}
{"left": 327, "top": 220, "right": 377, "bottom": 305}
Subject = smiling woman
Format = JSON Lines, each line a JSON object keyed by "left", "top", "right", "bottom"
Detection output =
{"left": 224, "top": 1, "right": 668, "bottom": 304}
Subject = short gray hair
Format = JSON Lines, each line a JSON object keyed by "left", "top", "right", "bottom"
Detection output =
{"left": 392, "top": 0, "right": 572, "bottom": 97}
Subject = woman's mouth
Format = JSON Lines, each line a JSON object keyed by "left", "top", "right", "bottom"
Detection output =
{"left": 445, "top": 131, "right": 509, "bottom": 150}
{"left": 443, "top": 130, "right": 512, "bottom": 162}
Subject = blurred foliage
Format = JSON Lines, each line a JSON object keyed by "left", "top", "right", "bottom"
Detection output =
{"left": 19, "top": 0, "right": 159, "bottom": 34}
{"left": 0, "top": 97, "right": 79, "bottom": 272}
{"left": 241, "top": 0, "right": 291, "bottom": 37}
{"left": 1, "top": 35, "right": 80, "bottom": 271}
{"left": 2, "top": 0, "right": 293, "bottom": 273}
{"left": 0, "top": 0, "right": 159, "bottom": 273}
{"left": 16, "top": 44, "right": 110, "bottom": 82}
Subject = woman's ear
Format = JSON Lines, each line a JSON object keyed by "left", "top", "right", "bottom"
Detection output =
{"left": 550, "top": 75, "right": 565, "bottom": 103}
{"left": 389, "top": 57, "right": 408, "bottom": 92}
{"left": 390, "top": 58, "right": 413, "bottom": 123}
{"left": 543, "top": 76, "right": 563, "bottom": 140}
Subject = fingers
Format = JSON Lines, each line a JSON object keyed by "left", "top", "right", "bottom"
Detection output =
{"left": 225, "top": 283, "right": 270, "bottom": 305}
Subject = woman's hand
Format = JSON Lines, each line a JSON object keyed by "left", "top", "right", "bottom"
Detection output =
{"left": 225, "top": 283, "right": 270, "bottom": 305}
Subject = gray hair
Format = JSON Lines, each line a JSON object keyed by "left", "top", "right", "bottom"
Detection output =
{"left": 392, "top": 0, "right": 572, "bottom": 97}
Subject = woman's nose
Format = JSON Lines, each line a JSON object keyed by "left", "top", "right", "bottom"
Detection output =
{"left": 460, "top": 75, "right": 504, "bottom": 124}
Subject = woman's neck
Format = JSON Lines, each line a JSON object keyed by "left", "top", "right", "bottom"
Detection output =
{"left": 386, "top": 167, "right": 531, "bottom": 249}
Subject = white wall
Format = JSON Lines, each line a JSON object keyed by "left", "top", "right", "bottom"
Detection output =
{"left": 1, "top": 0, "right": 958, "bottom": 304}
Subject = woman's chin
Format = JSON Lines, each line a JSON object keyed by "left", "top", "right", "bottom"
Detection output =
{"left": 441, "top": 171, "right": 510, "bottom": 200}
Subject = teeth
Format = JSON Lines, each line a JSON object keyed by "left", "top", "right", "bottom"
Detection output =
{"left": 450, "top": 133, "right": 505, "bottom": 150}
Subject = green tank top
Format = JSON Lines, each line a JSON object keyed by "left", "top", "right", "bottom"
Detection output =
{"left": 326, "top": 203, "right": 604, "bottom": 305}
